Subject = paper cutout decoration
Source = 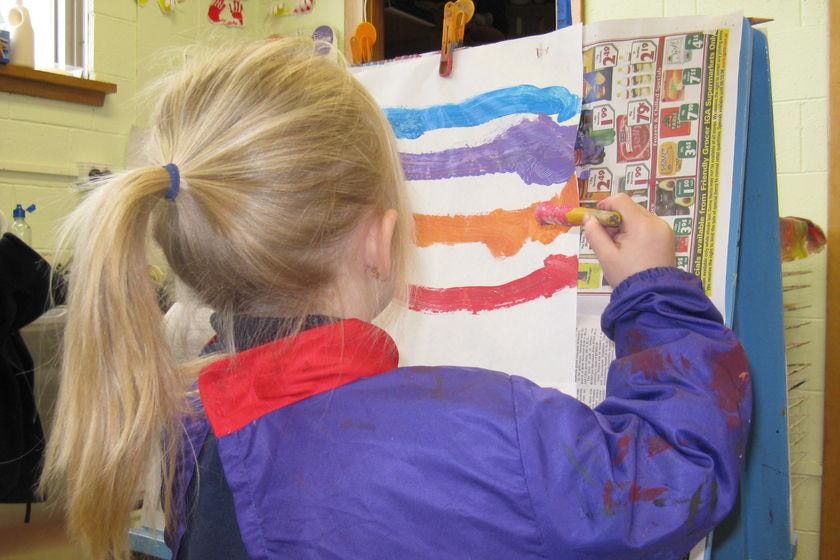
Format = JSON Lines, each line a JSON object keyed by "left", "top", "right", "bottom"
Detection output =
{"left": 779, "top": 217, "right": 826, "bottom": 262}
{"left": 137, "top": 0, "right": 185, "bottom": 8}
{"left": 312, "top": 25, "right": 336, "bottom": 56}
{"left": 270, "top": 0, "right": 313, "bottom": 17}
{"left": 208, "top": 0, "right": 244, "bottom": 26}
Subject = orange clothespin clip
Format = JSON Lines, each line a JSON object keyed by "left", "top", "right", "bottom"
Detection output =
{"left": 350, "top": 22, "right": 377, "bottom": 65}
{"left": 439, "top": 0, "right": 474, "bottom": 77}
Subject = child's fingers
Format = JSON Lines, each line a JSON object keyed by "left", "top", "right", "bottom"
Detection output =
{"left": 583, "top": 215, "right": 618, "bottom": 261}
{"left": 596, "top": 193, "right": 645, "bottom": 225}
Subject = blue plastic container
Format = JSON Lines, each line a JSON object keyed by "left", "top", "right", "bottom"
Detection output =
{"left": 0, "top": 29, "right": 9, "bottom": 64}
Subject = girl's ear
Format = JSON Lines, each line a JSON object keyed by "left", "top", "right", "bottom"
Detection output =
{"left": 364, "top": 209, "right": 398, "bottom": 281}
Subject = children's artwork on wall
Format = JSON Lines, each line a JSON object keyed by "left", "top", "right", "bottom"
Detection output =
{"left": 208, "top": 0, "right": 244, "bottom": 26}
{"left": 354, "top": 26, "right": 583, "bottom": 392}
{"left": 312, "top": 24, "right": 335, "bottom": 55}
{"left": 136, "top": 0, "right": 186, "bottom": 10}
{"left": 270, "top": 0, "right": 313, "bottom": 17}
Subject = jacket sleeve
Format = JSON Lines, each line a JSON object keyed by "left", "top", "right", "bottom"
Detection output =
{"left": 511, "top": 267, "right": 751, "bottom": 560}
{"left": 0, "top": 233, "right": 53, "bottom": 334}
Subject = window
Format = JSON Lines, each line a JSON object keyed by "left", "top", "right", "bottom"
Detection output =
{"left": 0, "top": 0, "right": 88, "bottom": 76}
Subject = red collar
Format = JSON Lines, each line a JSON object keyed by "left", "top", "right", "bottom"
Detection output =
{"left": 199, "top": 319, "right": 399, "bottom": 437}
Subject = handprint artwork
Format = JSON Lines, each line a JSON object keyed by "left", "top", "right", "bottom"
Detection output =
{"left": 208, "top": 0, "right": 245, "bottom": 27}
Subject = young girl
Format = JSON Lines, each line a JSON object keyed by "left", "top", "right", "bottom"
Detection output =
{"left": 41, "top": 39, "right": 751, "bottom": 560}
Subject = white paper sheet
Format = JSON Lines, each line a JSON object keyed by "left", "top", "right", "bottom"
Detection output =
{"left": 356, "top": 26, "right": 584, "bottom": 391}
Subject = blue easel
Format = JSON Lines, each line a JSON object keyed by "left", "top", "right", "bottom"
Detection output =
{"left": 713, "top": 24, "right": 796, "bottom": 560}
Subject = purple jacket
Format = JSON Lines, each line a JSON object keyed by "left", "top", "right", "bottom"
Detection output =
{"left": 169, "top": 267, "right": 751, "bottom": 559}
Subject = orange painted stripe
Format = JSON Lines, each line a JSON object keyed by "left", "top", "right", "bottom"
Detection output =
{"left": 413, "top": 176, "right": 579, "bottom": 258}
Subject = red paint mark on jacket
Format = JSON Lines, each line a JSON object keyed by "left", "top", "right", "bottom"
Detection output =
{"left": 626, "top": 328, "right": 645, "bottom": 354}
{"left": 710, "top": 346, "right": 751, "bottom": 428}
{"left": 612, "top": 434, "right": 631, "bottom": 465}
{"left": 629, "top": 483, "right": 667, "bottom": 503}
{"left": 627, "top": 347, "right": 673, "bottom": 381}
{"left": 646, "top": 435, "right": 672, "bottom": 457}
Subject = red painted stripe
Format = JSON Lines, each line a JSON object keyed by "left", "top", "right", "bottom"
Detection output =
{"left": 408, "top": 253, "right": 578, "bottom": 314}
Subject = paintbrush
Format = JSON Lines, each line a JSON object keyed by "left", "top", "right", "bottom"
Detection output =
{"left": 535, "top": 203, "right": 622, "bottom": 227}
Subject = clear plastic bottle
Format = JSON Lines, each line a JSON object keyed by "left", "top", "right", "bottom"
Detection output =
{"left": 10, "top": 203, "right": 35, "bottom": 245}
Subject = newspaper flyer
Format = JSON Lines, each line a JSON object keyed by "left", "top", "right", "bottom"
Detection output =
{"left": 574, "top": 17, "right": 744, "bottom": 559}
{"left": 574, "top": 13, "right": 744, "bottom": 408}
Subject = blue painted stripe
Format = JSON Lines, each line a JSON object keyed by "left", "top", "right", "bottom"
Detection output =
{"left": 384, "top": 84, "right": 581, "bottom": 139}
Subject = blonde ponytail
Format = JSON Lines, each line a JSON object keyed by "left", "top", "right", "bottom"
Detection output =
{"left": 41, "top": 37, "right": 411, "bottom": 558}
{"left": 40, "top": 168, "right": 187, "bottom": 559}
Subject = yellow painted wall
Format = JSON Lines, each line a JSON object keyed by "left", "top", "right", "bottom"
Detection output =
{"left": 584, "top": 1, "right": 828, "bottom": 558}
{"left": 0, "top": 0, "right": 347, "bottom": 254}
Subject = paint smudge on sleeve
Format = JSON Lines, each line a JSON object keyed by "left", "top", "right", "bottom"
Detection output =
{"left": 710, "top": 346, "right": 751, "bottom": 428}
{"left": 611, "top": 434, "right": 631, "bottom": 465}
{"left": 602, "top": 480, "right": 668, "bottom": 515}
{"left": 624, "top": 328, "right": 646, "bottom": 355}
{"left": 384, "top": 84, "right": 581, "bottom": 139}
{"left": 626, "top": 347, "right": 673, "bottom": 382}
{"left": 646, "top": 435, "right": 672, "bottom": 458}
{"left": 628, "top": 482, "right": 668, "bottom": 504}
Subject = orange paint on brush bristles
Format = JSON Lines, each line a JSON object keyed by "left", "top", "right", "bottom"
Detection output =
{"left": 413, "top": 176, "right": 578, "bottom": 258}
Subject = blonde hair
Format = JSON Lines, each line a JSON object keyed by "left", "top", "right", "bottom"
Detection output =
{"left": 40, "top": 38, "right": 409, "bottom": 559}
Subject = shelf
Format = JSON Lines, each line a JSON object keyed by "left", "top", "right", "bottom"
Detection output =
{"left": 0, "top": 64, "right": 116, "bottom": 107}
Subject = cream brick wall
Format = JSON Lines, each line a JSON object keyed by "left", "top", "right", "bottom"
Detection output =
{"left": 0, "top": 0, "right": 346, "bottom": 254}
{"left": 583, "top": 2, "right": 827, "bottom": 558}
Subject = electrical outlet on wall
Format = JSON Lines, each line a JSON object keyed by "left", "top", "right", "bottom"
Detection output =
{"left": 77, "top": 162, "right": 113, "bottom": 183}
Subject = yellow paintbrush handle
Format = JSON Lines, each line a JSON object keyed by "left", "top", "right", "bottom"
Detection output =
{"left": 564, "top": 208, "right": 622, "bottom": 227}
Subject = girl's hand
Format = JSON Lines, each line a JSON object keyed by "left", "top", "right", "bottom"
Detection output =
{"left": 583, "top": 193, "right": 676, "bottom": 287}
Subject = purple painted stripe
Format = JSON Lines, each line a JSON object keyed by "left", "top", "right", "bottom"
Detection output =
{"left": 400, "top": 115, "right": 577, "bottom": 186}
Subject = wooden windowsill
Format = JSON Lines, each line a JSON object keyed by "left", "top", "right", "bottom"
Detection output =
{"left": 0, "top": 64, "right": 116, "bottom": 107}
